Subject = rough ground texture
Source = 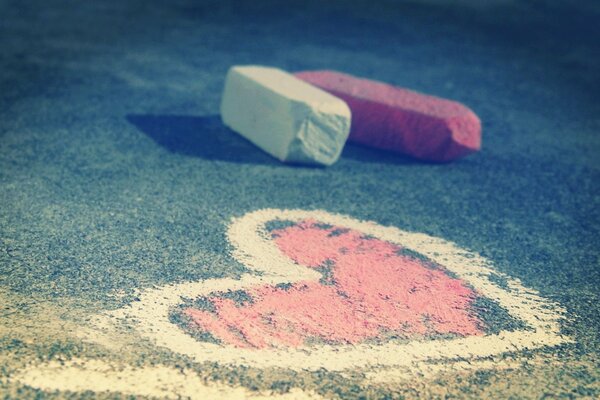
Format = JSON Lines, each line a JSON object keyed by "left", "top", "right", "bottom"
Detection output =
{"left": 1, "top": 0, "right": 599, "bottom": 399}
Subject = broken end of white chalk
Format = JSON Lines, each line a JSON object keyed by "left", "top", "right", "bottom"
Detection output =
{"left": 220, "top": 65, "right": 351, "bottom": 166}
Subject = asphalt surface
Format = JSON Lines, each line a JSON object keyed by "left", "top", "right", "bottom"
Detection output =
{"left": 1, "top": 0, "right": 599, "bottom": 398}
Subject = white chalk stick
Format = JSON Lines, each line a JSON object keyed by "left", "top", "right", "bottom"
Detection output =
{"left": 220, "top": 66, "right": 351, "bottom": 166}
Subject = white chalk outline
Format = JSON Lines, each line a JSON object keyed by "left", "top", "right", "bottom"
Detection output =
{"left": 99, "top": 208, "right": 570, "bottom": 372}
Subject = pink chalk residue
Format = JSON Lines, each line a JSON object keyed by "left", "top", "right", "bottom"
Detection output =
{"left": 185, "top": 220, "right": 483, "bottom": 349}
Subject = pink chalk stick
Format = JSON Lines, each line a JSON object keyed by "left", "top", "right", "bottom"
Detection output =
{"left": 294, "top": 71, "right": 481, "bottom": 162}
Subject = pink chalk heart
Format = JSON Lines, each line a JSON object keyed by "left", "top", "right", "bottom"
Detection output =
{"left": 182, "top": 220, "right": 483, "bottom": 349}
{"left": 100, "top": 209, "right": 567, "bottom": 373}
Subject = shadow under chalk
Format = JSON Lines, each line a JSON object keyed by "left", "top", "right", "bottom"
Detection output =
{"left": 127, "top": 114, "right": 420, "bottom": 167}
{"left": 126, "top": 114, "right": 277, "bottom": 165}
{"left": 340, "top": 142, "right": 419, "bottom": 166}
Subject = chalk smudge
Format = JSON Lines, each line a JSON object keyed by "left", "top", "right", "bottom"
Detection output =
{"left": 12, "top": 359, "right": 322, "bottom": 400}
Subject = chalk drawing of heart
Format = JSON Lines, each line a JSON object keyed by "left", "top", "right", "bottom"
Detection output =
{"left": 104, "top": 209, "right": 569, "bottom": 373}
